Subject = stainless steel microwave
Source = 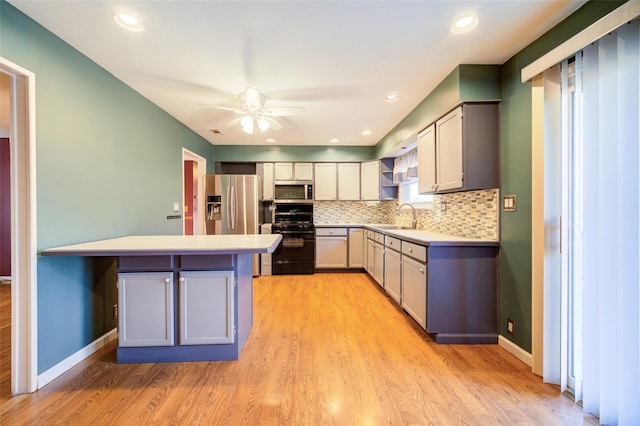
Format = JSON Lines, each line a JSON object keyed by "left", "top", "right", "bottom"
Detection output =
{"left": 274, "top": 182, "right": 313, "bottom": 203}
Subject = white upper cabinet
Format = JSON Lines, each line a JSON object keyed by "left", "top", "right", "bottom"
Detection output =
{"left": 337, "top": 163, "right": 360, "bottom": 200}
{"left": 314, "top": 162, "right": 361, "bottom": 201}
{"left": 417, "top": 124, "right": 436, "bottom": 193}
{"left": 418, "top": 103, "right": 499, "bottom": 194}
{"left": 262, "top": 163, "right": 274, "bottom": 200}
{"left": 360, "top": 159, "right": 397, "bottom": 200}
{"left": 436, "top": 107, "right": 464, "bottom": 192}
{"left": 360, "top": 160, "right": 380, "bottom": 200}
{"left": 314, "top": 163, "right": 337, "bottom": 200}
{"left": 274, "top": 162, "right": 313, "bottom": 181}
{"left": 274, "top": 162, "right": 293, "bottom": 180}
{"left": 294, "top": 162, "right": 314, "bottom": 180}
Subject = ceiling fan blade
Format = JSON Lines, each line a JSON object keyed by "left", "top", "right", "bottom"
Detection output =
{"left": 263, "top": 116, "right": 283, "bottom": 130}
{"left": 196, "top": 103, "right": 244, "bottom": 114}
{"left": 262, "top": 106, "right": 306, "bottom": 117}
{"left": 224, "top": 117, "right": 244, "bottom": 128}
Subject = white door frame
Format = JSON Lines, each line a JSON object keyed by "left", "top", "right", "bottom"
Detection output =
{"left": 182, "top": 148, "right": 206, "bottom": 235}
{"left": 1, "top": 57, "right": 38, "bottom": 394}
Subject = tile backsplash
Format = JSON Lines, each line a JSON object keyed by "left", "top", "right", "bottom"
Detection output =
{"left": 314, "top": 188, "right": 499, "bottom": 240}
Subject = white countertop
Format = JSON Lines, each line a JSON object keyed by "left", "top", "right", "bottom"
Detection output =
{"left": 40, "top": 234, "right": 283, "bottom": 257}
{"left": 314, "top": 223, "right": 499, "bottom": 246}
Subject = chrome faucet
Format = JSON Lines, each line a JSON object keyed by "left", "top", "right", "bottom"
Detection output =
{"left": 397, "top": 203, "right": 417, "bottom": 229}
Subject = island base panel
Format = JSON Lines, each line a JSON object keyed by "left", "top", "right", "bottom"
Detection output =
{"left": 117, "top": 343, "right": 240, "bottom": 363}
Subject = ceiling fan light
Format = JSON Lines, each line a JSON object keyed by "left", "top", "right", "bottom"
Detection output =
{"left": 240, "top": 116, "right": 254, "bottom": 134}
{"left": 257, "top": 118, "right": 270, "bottom": 132}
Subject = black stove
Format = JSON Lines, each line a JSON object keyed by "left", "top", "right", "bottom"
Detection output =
{"left": 271, "top": 204, "right": 315, "bottom": 274}
{"left": 272, "top": 221, "right": 315, "bottom": 231}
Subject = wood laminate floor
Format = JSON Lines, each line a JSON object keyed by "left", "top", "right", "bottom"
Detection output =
{"left": 0, "top": 273, "right": 597, "bottom": 425}
{"left": 0, "top": 282, "right": 10, "bottom": 405}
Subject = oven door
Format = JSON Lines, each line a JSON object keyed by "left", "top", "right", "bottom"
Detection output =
{"left": 272, "top": 229, "right": 315, "bottom": 274}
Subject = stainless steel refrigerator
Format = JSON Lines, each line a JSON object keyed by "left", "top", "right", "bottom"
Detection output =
{"left": 204, "top": 175, "right": 263, "bottom": 276}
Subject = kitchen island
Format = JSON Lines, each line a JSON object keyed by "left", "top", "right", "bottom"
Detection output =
{"left": 41, "top": 234, "right": 282, "bottom": 363}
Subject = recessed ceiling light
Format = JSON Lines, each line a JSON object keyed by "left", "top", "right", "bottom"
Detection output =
{"left": 266, "top": 138, "right": 276, "bottom": 143}
{"left": 384, "top": 93, "right": 400, "bottom": 102}
{"left": 451, "top": 16, "right": 478, "bottom": 34}
{"left": 329, "top": 138, "right": 340, "bottom": 144}
{"left": 361, "top": 129, "right": 372, "bottom": 136}
{"left": 113, "top": 12, "right": 144, "bottom": 32}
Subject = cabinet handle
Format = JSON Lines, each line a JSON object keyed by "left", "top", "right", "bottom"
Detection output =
{"left": 409, "top": 248, "right": 413, "bottom": 253}
{"left": 419, "top": 268, "right": 425, "bottom": 274}
{"left": 164, "top": 278, "right": 171, "bottom": 283}
{"left": 179, "top": 277, "right": 185, "bottom": 282}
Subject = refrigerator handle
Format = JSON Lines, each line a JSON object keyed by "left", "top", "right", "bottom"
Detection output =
{"left": 226, "top": 185, "right": 232, "bottom": 232}
{"left": 231, "top": 184, "right": 237, "bottom": 231}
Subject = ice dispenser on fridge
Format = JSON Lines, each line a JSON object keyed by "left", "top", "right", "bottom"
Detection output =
{"left": 206, "top": 195, "right": 222, "bottom": 221}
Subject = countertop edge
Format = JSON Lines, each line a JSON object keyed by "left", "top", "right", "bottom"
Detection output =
{"left": 313, "top": 223, "right": 499, "bottom": 246}
{"left": 40, "top": 235, "right": 283, "bottom": 257}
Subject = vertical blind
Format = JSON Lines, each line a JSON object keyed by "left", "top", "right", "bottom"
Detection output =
{"left": 542, "top": 20, "right": 640, "bottom": 424}
{"left": 579, "top": 20, "right": 639, "bottom": 424}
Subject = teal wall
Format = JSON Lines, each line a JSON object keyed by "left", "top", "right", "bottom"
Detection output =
{"left": 0, "top": 2, "right": 215, "bottom": 372}
{"left": 498, "top": 0, "right": 626, "bottom": 351}
{"left": 375, "top": 64, "right": 502, "bottom": 158}
{"left": 213, "top": 145, "right": 374, "bottom": 162}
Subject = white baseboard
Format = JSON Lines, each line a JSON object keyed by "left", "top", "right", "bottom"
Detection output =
{"left": 38, "top": 328, "right": 117, "bottom": 389}
{"left": 498, "top": 335, "right": 532, "bottom": 367}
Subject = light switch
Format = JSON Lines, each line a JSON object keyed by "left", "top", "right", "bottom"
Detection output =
{"left": 504, "top": 195, "right": 516, "bottom": 212}
{"left": 173, "top": 202, "right": 180, "bottom": 212}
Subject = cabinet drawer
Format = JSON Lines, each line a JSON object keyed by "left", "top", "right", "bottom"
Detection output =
{"left": 385, "top": 235, "right": 401, "bottom": 251}
{"left": 316, "top": 227, "right": 347, "bottom": 237}
{"left": 374, "top": 232, "right": 384, "bottom": 244}
{"left": 401, "top": 241, "right": 427, "bottom": 263}
{"left": 366, "top": 229, "right": 376, "bottom": 240}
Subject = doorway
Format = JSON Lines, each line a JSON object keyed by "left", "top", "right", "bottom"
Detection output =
{"left": 1, "top": 71, "right": 11, "bottom": 402}
{"left": 182, "top": 149, "right": 206, "bottom": 235}
{"left": 0, "top": 57, "right": 38, "bottom": 396}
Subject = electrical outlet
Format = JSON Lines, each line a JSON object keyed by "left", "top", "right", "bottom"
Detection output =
{"left": 507, "top": 319, "right": 515, "bottom": 335}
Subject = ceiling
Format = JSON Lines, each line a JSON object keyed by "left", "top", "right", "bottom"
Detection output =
{"left": 8, "top": 1, "right": 586, "bottom": 147}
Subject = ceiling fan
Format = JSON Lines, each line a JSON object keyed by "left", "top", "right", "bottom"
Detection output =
{"left": 201, "top": 87, "right": 305, "bottom": 134}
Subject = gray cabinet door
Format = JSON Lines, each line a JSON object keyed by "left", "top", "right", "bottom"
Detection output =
{"left": 315, "top": 236, "right": 348, "bottom": 268}
{"left": 348, "top": 228, "right": 364, "bottom": 268}
{"left": 179, "top": 270, "right": 235, "bottom": 345}
{"left": 118, "top": 272, "right": 175, "bottom": 347}
{"left": 373, "top": 242, "right": 385, "bottom": 287}
{"left": 401, "top": 255, "right": 427, "bottom": 329}
{"left": 384, "top": 247, "right": 402, "bottom": 304}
